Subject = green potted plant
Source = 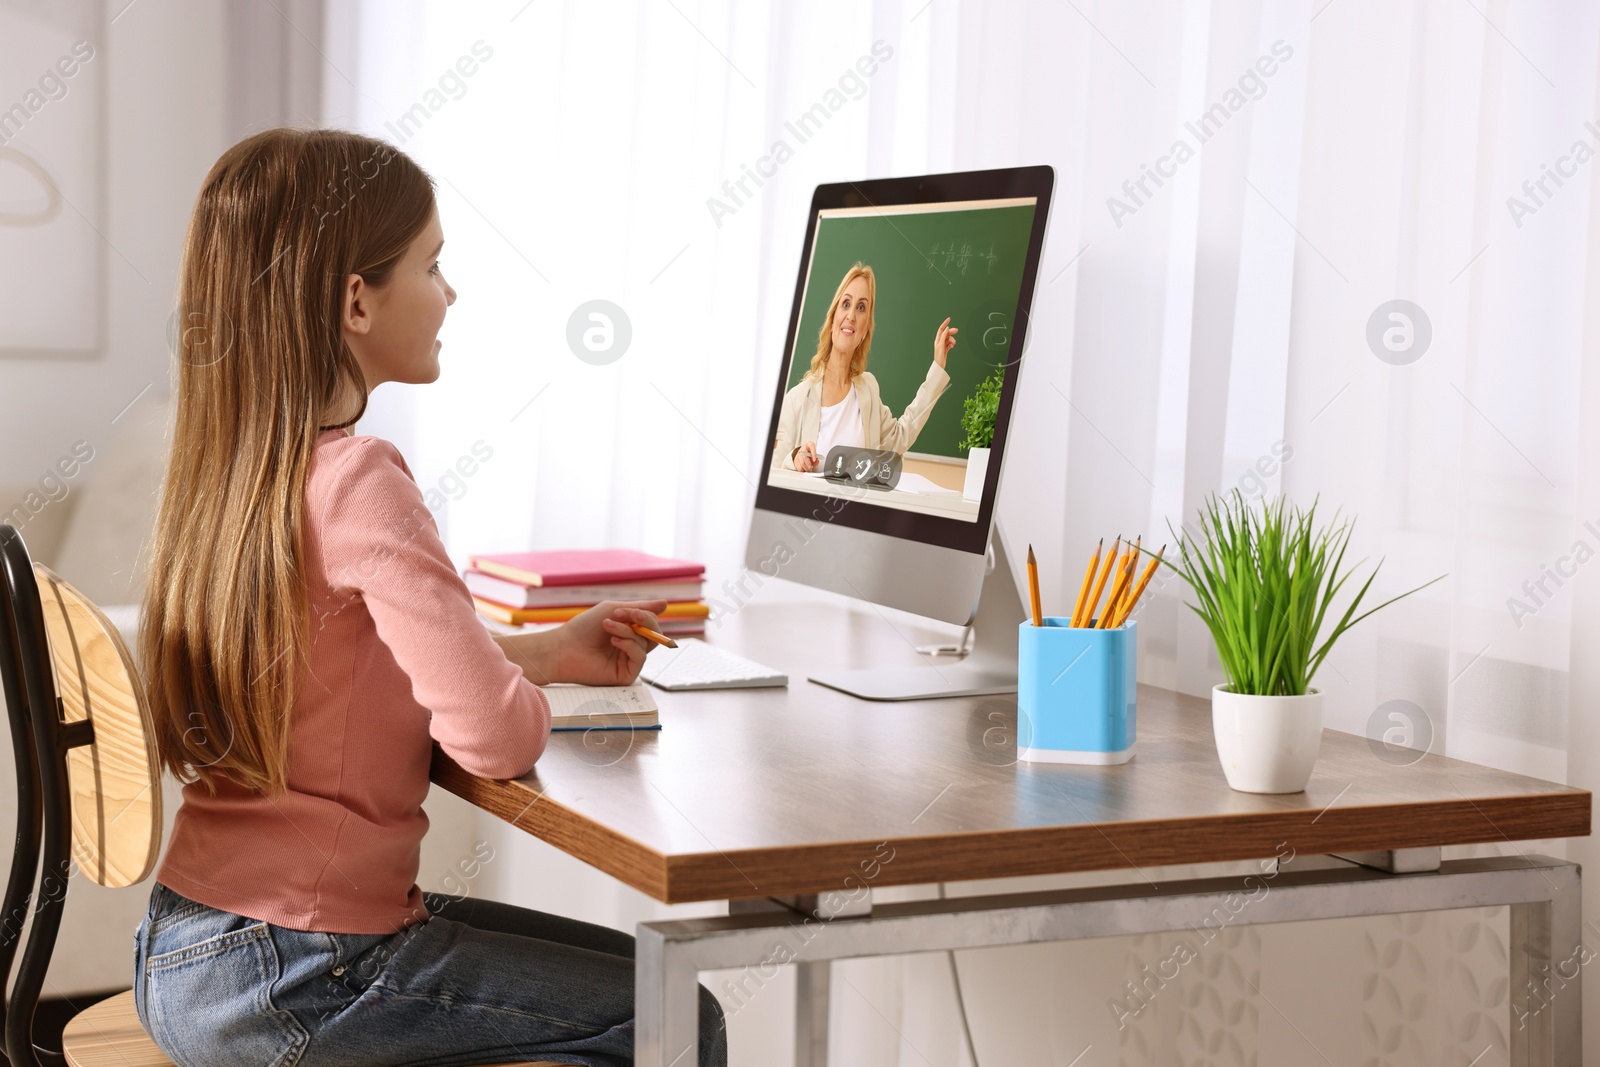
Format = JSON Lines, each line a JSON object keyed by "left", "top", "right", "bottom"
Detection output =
{"left": 958, "top": 363, "right": 1004, "bottom": 501}
{"left": 1162, "top": 492, "right": 1443, "bottom": 793}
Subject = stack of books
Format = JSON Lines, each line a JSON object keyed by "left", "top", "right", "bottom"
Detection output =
{"left": 465, "top": 548, "right": 709, "bottom": 635}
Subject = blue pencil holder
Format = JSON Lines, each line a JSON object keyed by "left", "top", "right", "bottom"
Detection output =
{"left": 1017, "top": 618, "right": 1137, "bottom": 764}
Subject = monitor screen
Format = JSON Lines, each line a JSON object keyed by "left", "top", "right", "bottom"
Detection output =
{"left": 755, "top": 167, "right": 1053, "bottom": 558}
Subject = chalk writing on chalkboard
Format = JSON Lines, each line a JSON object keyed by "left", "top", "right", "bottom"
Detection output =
{"left": 926, "top": 241, "right": 1001, "bottom": 275}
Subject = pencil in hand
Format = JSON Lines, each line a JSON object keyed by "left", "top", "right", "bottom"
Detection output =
{"left": 629, "top": 622, "right": 678, "bottom": 649}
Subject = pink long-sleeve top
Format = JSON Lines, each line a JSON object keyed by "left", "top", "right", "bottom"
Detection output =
{"left": 155, "top": 428, "right": 551, "bottom": 934}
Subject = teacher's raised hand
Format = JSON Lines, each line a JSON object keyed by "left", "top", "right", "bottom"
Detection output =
{"left": 934, "top": 317, "right": 959, "bottom": 369}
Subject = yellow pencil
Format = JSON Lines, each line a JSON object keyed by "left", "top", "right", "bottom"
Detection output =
{"left": 1082, "top": 535, "right": 1121, "bottom": 627}
{"left": 1111, "top": 537, "right": 1141, "bottom": 622}
{"left": 1070, "top": 538, "right": 1102, "bottom": 628}
{"left": 1027, "top": 544, "right": 1043, "bottom": 627}
{"left": 629, "top": 622, "right": 679, "bottom": 649}
{"left": 1098, "top": 551, "right": 1135, "bottom": 629}
{"left": 1112, "top": 544, "right": 1165, "bottom": 627}
{"left": 1113, "top": 547, "right": 1139, "bottom": 614}
{"left": 1101, "top": 548, "right": 1130, "bottom": 626}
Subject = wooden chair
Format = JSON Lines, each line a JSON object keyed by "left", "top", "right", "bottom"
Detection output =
{"left": 0, "top": 525, "right": 554, "bottom": 1067}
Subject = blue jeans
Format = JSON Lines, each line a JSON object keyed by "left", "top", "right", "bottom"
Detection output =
{"left": 132, "top": 882, "right": 727, "bottom": 1067}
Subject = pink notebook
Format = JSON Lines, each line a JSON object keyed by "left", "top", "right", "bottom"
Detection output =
{"left": 468, "top": 548, "right": 705, "bottom": 588}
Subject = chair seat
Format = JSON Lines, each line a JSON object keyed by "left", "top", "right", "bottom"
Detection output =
{"left": 60, "top": 992, "right": 170, "bottom": 1067}
{"left": 62, "top": 990, "right": 561, "bottom": 1067}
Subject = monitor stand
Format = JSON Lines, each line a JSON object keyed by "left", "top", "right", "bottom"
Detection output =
{"left": 808, "top": 528, "right": 1024, "bottom": 701}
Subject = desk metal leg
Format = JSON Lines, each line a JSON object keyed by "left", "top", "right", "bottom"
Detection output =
{"left": 640, "top": 856, "right": 1581, "bottom": 1067}
{"left": 1510, "top": 865, "right": 1582, "bottom": 1067}
{"left": 637, "top": 924, "right": 700, "bottom": 1067}
{"left": 794, "top": 960, "right": 830, "bottom": 1067}
{"left": 729, "top": 894, "right": 845, "bottom": 1067}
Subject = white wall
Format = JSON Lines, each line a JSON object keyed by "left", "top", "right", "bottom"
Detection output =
{"left": 0, "top": 5, "right": 214, "bottom": 498}
{"left": 0, "top": 0, "right": 217, "bottom": 995}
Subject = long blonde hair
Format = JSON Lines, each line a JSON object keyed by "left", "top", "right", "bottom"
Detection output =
{"left": 800, "top": 262, "right": 875, "bottom": 382}
{"left": 141, "top": 128, "right": 436, "bottom": 794}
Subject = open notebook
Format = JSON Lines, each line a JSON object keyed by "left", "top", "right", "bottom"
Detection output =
{"left": 544, "top": 682, "right": 660, "bottom": 731}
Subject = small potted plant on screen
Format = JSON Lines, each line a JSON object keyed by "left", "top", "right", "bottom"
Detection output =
{"left": 958, "top": 363, "right": 1004, "bottom": 502}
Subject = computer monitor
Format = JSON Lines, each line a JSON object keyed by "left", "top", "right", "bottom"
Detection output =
{"left": 744, "top": 165, "right": 1054, "bottom": 700}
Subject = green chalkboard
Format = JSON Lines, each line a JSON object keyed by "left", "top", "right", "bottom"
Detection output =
{"left": 785, "top": 203, "right": 1036, "bottom": 458}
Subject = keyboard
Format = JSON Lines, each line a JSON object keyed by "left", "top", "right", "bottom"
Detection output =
{"left": 638, "top": 638, "right": 788, "bottom": 691}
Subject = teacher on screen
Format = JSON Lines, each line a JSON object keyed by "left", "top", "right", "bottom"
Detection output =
{"left": 773, "top": 262, "right": 958, "bottom": 473}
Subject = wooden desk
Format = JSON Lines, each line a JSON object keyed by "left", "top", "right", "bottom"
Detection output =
{"left": 433, "top": 593, "right": 1591, "bottom": 1066}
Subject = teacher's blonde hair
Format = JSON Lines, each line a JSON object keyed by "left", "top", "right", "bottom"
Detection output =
{"left": 800, "top": 262, "right": 875, "bottom": 382}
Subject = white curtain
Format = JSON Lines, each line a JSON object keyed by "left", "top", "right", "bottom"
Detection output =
{"left": 327, "top": 0, "right": 1600, "bottom": 1062}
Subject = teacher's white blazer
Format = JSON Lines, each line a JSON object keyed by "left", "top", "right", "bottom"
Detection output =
{"left": 771, "top": 361, "right": 951, "bottom": 472}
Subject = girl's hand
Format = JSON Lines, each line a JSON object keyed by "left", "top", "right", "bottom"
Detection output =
{"left": 933, "top": 317, "right": 958, "bottom": 369}
{"left": 553, "top": 600, "right": 669, "bottom": 686}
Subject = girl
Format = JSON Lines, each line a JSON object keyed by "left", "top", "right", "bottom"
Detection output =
{"left": 134, "top": 127, "right": 726, "bottom": 1067}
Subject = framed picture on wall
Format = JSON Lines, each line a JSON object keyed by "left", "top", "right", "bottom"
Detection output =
{"left": 0, "top": 0, "right": 105, "bottom": 358}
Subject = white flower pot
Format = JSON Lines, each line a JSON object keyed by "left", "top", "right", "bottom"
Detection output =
{"left": 962, "top": 447, "right": 990, "bottom": 501}
{"left": 1211, "top": 684, "right": 1324, "bottom": 794}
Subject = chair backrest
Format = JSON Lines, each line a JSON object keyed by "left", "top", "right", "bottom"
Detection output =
{"left": 33, "top": 565, "right": 162, "bottom": 888}
{"left": 1, "top": 525, "right": 162, "bottom": 1067}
